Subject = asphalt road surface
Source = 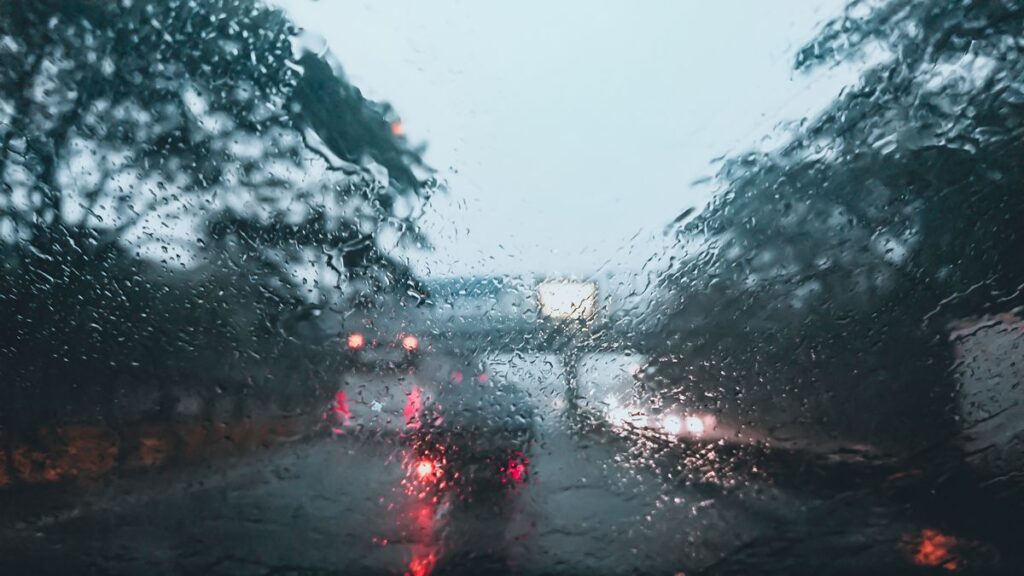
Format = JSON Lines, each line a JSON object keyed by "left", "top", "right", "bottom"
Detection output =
{"left": 3, "top": 406, "right": 1015, "bottom": 576}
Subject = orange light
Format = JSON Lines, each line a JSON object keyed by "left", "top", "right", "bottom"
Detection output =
{"left": 347, "top": 332, "right": 365, "bottom": 350}
{"left": 911, "top": 529, "right": 959, "bottom": 571}
{"left": 390, "top": 120, "right": 404, "bottom": 136}
{"left": 401, "top": 334, "right": 419, "bottom": 352}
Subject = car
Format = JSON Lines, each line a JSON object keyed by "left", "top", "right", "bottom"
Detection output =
{"left": 328, "top": 323, "right": 428, "bottom": 435}
{"left": 576, "top": 355, "right": 731, "bottom": 445}
{"left": 596, "top": 393, "right": 723, "bottom": 443}
{"left": 405, "top": 353, "right": 536, "bottom": 498}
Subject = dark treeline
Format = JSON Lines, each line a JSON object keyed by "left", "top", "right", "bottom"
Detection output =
{"left": 649, "top": 0, "right": 1024, "bottom": 452}
{"left": 0, "top": 0, "right": 434, "bottom": 430}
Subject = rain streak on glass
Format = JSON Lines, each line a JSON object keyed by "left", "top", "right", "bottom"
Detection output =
{"left": 1, "top": 1, "right": 1023, "bottom": 574}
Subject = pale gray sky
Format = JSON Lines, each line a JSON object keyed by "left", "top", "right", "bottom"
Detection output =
{"left": 276, "top": 1, "right": 857, "bottom": 278}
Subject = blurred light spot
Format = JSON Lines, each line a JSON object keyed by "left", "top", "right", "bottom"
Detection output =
{"left": 609, "top": 406, "right": 630, "bottom": 426}
{"left": 404, "top": 386, "right": 422, "bottom": 427}
{"left": 415, "top": 458, "right": 438, "bottom": 481}
{"left": 685, "top": 416, "right": 705, "bottom": 436}
{"left": 909, "top": 529, "right": 960, "bottom": 571}
{"left": 401, "top": 334, "right": 419, "bottom": 352}
{"left": 505, "top": 452, "right": 528, "bottom": 484}
{"left": 407, "top": 551, "right": 436, "bottom": 576}
{"left": 661, "top": 414, "right": 683, "bottom": 435}
{"left": 333, "top": 391, "right": 351, "bottom": 423}
{"left": 347, "top": 332, "right": 365, "bottom": 350}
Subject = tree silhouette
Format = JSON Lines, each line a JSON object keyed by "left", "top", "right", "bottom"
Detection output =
{"left": 0, "top": 0, "right": 435, "bottom": 427}
{"left": 651, "top": 0, "right": 1024, "bottom": 451}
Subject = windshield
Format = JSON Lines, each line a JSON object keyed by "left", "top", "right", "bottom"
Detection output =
{"left": 2, "top": 1, "right": 1023, "bottom": 574}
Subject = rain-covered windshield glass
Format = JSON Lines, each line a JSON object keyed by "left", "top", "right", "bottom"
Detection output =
{"left": 2, "top": 1, "right": 1023, "bottom": 574}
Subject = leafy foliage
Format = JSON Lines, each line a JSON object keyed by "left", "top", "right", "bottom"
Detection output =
{"left": 652, "top": 0, "right": 1024, "bottom": 449}
{"left": 0, "top": 0, "right": 434, "bottom": 426}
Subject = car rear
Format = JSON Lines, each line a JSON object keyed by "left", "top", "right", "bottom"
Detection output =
{"left": 330, "top": 329, "right": 429, "bottom": 435}
{"left": 408, "top": 360, "right": 536, "bottom": 493}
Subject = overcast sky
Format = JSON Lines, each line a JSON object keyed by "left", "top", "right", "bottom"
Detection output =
{"left": 276, "top": 1, "right": 857, "bottom": 279}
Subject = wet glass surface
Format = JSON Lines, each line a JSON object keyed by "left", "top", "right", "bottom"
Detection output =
{"left": 2, "top": 1, "right": 1024, "bottom": 574}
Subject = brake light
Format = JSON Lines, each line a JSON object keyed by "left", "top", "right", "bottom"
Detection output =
{"left": 414, "top": 458, "right": 440, "bottom": 482}
{"left": 403, "top": 386, "right": 423, "bottom": 427}
{"left": 507, "top": 460, "right": 526, "bottom": 482}
{"left": 415, "top": 460, "right": 434, "bottom": 477}
{"left": 401, "top": 334, "right": 419, "bottom": 352}
{"left": 477, "top": 372, "right": 490, "bottom": 383}
{"left": 504, "top": 453, "right": 528, "bottom": 484}
{"left": 346, "top": 332, "right": 365, "bottom": 350}
{"left": 407, "top": 552, "right": 436, "bottom": 576}
{"left": 450, "top": 370, "right": 464, "bottom": 384}
{"left": 333, "top": 391, "right": 351, "bottom": 420}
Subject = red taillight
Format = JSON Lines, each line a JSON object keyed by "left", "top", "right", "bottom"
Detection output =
{"left": 347, "top": 332, "right": 365, "bottom": 350}
{"left": 333, "top": 391, "right": 350, "bottom": 418}
{"left": 414, "top": 458, "right": 439, "bottom": 482}
{"left": 403, "top": 386, "right": 423, "bottom": 427}
{"left": 450, "top": 370, "right": 464, "bottom": 384}
{"left": 477, "top": 372, "right": 490, "bottom": 383}
{"left": 401, "top": 334, "right": 419, "bottom": 352}
{"left": 504, "top": 453, "right": 528, "bottom": 484}
{"left": 407, "top": 553, "right": 436, "bottom": 576}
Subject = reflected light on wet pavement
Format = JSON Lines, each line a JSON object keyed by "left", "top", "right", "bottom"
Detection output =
{"left": 906, "top": 529, "right": 960, "bottom": 571}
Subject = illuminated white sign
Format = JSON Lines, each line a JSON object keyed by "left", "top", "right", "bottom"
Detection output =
{"left": 537, "top": 280, "right": 597, "bottom": 321}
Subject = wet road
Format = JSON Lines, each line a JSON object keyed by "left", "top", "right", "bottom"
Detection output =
{"left": 0, "top": 413, "right": 990, "bottom": 576}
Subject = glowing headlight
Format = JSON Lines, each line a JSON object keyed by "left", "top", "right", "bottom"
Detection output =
{"left": 608, "top": 406, "right": 630, "bottom": 426}
{"left": 684, "top": 415, "right": 705, "bottom": 436}
{"left": 661, "top": 414, "right": 683, "bottom": 435}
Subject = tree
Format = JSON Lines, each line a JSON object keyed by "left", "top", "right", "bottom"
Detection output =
{"left": 650, "top": 0, "right": 1024, "bottom": 451}
{"left": 0, "top": 0, "right": 435, "bottom": 427}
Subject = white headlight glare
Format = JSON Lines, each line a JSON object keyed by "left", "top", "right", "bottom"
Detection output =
{"left": 608, "top": 406, "right": 630, "bottom": 426}
{"left": 661, "top": 414, "right": 683, "bottom": 435}
{"left": 684, "top": 415, "right": 705, "bottom": 435}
